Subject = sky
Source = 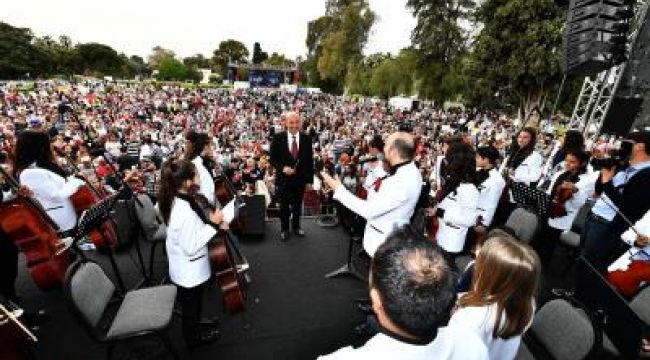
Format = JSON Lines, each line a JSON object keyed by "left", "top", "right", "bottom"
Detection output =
{"left": 1, "top": 0, "right": 416, "bottom": 60}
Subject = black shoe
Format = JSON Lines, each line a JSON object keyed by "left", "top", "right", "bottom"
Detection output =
{"left": 293, "top": 228, "right": 305, "bottom": 237}
{"left": 356, "top": 303, "right": 374, "bottom": 315}
{"left": 280, "top": 231, "right": 289, "bottom": 242}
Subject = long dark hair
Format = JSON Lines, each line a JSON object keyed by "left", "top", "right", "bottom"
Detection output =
{"left": 184, "top": 130, "right": 211, "bottom": 160}
{"left": 507, "top": 127, "right": 537, "bottom": 170}
{"left": 13, "top": 130, "right": 67, "bottom": 178}
{"left": 158, "top": 158, "right": 197, "bottom": 224}
{"left": 440, "top": 142, "right": 477, "bottom": 200}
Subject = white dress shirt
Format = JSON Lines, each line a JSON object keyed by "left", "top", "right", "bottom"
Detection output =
{"left": 192, "top": 156, "right": 215, "bottom": 206}
{"left": 287, "top": 131, "right": 300, "bottom": 152}
{"left": 318, "top": 326, "right": 488, "bottom": 360}
{"left": 436, "top": 183, "right": 480, "bottom": 253}
{"left": 333, "top": 162, "right": 422, "bottom": 256}
{"left": 19, "top": 165, "right": 84, "bottom": 232}
{"left": 166, "top": 197, "right": 217, "bottom": 288}
{"left": 477, "top": 168, "right": 506, "bottom": 227}
{"left": 448, "top": 303, "right": 534, "bottom": 360}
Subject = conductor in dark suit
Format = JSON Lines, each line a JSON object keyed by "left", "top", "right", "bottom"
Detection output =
{"left": 270, "top": 112, "right": 314, "bottom": 241}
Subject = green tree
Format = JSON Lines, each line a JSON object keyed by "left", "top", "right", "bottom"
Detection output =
{"left": 211, "top": 39, "right": 249, "bottom": 77}
{"left": 265, "top": 52, "right": 295, "bottom": 68}
{"left": 317, "top": 1, "right": 375, "bottom": 91}
{"left": 183, "top": 53, "right": 210, "bottom": 69}
{"left": 0, "top": 22, "right": 46, "bottom": 79}
{"left": 469, "top": 0, "right": 565, "bottom": 119}
{"left": 406, "top": 0, "right": 475, "bottom": 103}
{"left": 252, "top": 42, "right": 268, "bottom": 64}
{"left": 305, "top": 1, "right": 375, "bottom": 93}
{"left": 75, "top": 43, "right": 125, "bottom": 77}
{"left": 129, "top": 55, "right": 151, "bottom": 77}
{"left": 148, "top": 46, "right": 176, "bottom": 69}
{"left": 156, "top": 56, "right": 188, "bottom": 81}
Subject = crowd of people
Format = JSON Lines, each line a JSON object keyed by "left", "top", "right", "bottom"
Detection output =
{"left": 1, "top": 80, "right": 650, "bottom": 358}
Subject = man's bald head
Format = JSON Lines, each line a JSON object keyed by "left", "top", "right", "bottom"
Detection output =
{"left": 285, "top": 111, "right": 301, "bottom": 135}
{"left": 385, "top": 132, "right": 415, "bottom": 164}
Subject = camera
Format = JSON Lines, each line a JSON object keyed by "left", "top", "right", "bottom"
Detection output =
{"left": 590, "top": 140, "right": 634, "bottom": 169}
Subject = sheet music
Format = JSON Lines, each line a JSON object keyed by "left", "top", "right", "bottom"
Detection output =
{"left": 223, "top": 199, "right": 235, "bottom": 224}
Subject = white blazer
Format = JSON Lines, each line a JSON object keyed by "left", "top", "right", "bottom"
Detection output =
{"left": 192, "top": 156, "right": 215, "bottom": 206}
{"left": 318, "top": 327, "right": 488, "bottom": 360}
{"left": 166, "top": 197, "right": 217, "bottom": 288}
{"left": 334, "top": 162, "right": 422, "bottom": 257}
{"left": 436, "top": 183, "right": 480, "bottom": 254}
{"left": 546, "top": 170, "right": 595, "bottom": 231}
{"left": 477, "top": 169, "right": 506, "bottom": 227}
{"left": 448, "top": 303, "right": 533, "bottom": 360}
{"left": 500, "top": 151, "right": 544, "bottom": 185}
{"left": 19, "top": 166, "right": 84, "bottom": 232}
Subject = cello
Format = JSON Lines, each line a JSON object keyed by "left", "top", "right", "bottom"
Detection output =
{"left": 0, "top": 298, "right": 38, "bottom": 360}
{"left": 0, "top": 166, "right": 73, "bottom": 290}
{"left": 193, "top": 188, "right": 248, "bottom": 314}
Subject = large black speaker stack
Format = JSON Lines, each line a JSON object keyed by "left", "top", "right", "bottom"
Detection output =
{"left": 562, "top": 0, "right": 634, "bottom": 76}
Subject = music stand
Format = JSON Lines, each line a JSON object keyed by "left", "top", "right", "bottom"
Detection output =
{"left": 73, "top": 191, "right": 126, "bottom": 293}
{"left": 325, "top": 223, "right": 366, "bottom": 282}
{"left": 575, "top": 256, "right": 645, "bottom": 359}
{"left": 511, "top": 182, "right": 551, "bottom": 217}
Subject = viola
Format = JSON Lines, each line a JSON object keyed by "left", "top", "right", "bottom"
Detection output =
{"left": 0, "top": 167, "right": 73, "bottom": 290}
{"left": 0, "top": 299, "right": 38, "bottom": 360}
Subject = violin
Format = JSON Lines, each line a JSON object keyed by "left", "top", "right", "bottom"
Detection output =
{"left": 67, "top": 159, "right": 118, "bottom": 248}
{"left": 0, "top": 166, "right": 73, "bottom": 290}
{"left": 0, "top": 299, "right": 38, "bottom": 360}
{"left": 549, "top": 172, "right": 579, "bottom": 219}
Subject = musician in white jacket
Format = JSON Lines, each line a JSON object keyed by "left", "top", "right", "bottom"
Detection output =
{"left": 184, "top": 130, "right": 216, "bottom": 206}
{"left": 322, "top": 132, "right": 422, "bottom": 257}
{"left": 13, "top": 130, "right": 85, "bottom": 234}
{"left": 158, "top": 159, "right": 226, "bottom": 348}
{"left": 496, "top": 127, "right": 543, "bottom": 223}
{"left": 433, "top": 142, "right": 480, "bottom": 257}
{"left": 534, "top": 150, "right": 594, "bottom": 266}
{"left": 475, "top": 146, "right": 506, "bottom": 227}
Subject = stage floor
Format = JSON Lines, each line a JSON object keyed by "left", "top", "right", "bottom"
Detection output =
{"left": 17, "top": 219, "right": 369, "bottom": 360}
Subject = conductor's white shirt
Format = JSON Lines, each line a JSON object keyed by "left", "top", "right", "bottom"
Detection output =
{"left": 333, "top": 162, "right": 421, "bottom": 257}
{"left": 318, "top": 326, "right": 488, "bottom": 360}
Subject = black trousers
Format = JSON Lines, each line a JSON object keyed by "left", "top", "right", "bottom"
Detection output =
{"left": 0, "top": 229, "right": 19, "bottom": 301}
{"left": 534, "top": 224, "right": 563, "bottom": 268}
{"left": 176, "top": 281, "right": 207, "bottom": 343}
{"left": 278, "top": 182, "right": 305, "bottom": 231}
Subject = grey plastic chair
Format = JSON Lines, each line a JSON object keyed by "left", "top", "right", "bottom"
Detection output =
{"left": 505, "top": 207, "right": 540, "bottom": 243}
{"left": 526, "top": 299, "right": 601, "bottom": 360}
{"left": 64, "top": 260, "right": 179, "bottom": 360}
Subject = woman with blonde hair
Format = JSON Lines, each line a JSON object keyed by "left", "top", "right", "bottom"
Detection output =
{"left": 448, "top": 235, "right": 541, "bottom": 359}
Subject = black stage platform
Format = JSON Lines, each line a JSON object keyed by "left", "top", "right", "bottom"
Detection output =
{"left": 16, "top": 220, "right": 369, "bottom": 360}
